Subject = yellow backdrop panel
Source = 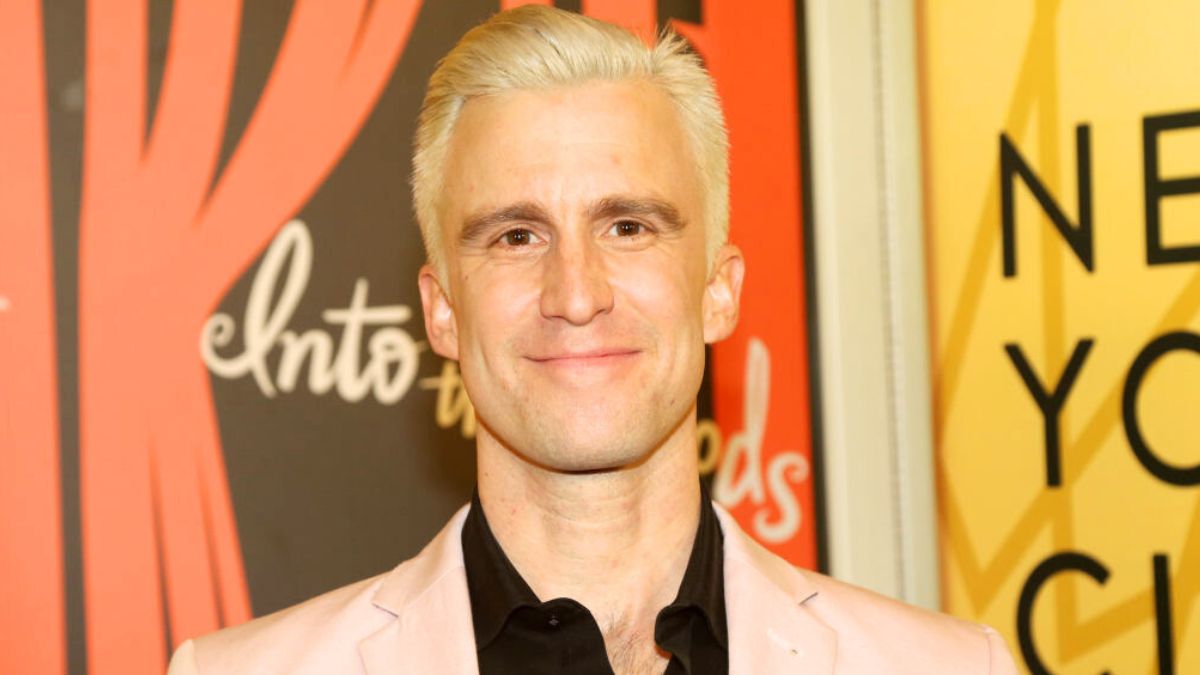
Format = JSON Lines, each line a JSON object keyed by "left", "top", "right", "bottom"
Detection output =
{"left": 920, "top": 0, "right": 1200, "bottom": 672}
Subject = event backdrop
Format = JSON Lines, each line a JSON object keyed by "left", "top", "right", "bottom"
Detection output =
{"left": 0, "top": 1, "right": 819, "bottom": 673}
{"left": 921, "top": 0, "right": 1199, "bottom": 672}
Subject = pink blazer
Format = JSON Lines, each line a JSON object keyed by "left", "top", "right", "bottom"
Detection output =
{"left": 168, "top": 505, "right": 1017, "bottom": 674}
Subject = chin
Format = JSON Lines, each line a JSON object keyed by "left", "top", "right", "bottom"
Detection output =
{"left": 517, "top": 405, "right": 693, "bottom": 474}
{"left": 522, "top": 431, "right": 654, "bottom": 474}
{"left": 472, "top": 379, "right": 700, "bottom": 473}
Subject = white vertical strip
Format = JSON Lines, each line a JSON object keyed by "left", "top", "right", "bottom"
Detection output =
{"left": 875, "top": 0, "right": 941, "bottom": 610}
{"left": 804, "top": 0, "right": 939, "bottom": 608}
{"left": 806, "top": 0, "right": 897, "bottom": 597}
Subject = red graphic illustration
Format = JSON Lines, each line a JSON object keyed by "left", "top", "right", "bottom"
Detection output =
{"left": 1, "top": 2, "right": 64, "bottom": 674}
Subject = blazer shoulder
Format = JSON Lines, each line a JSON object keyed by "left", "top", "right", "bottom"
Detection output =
{"left": 178, "top": 572, "right": 392, "bottom": 675}
{"left": 797, "top": 569, "right": 1018, "bottom": 674}
{"left": 172, "top": 506, "right": 474, "bottom": 674}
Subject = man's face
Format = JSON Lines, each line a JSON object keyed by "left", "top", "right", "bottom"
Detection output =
{"left": 419, "top": 80, "right": 742, "bottom": 472}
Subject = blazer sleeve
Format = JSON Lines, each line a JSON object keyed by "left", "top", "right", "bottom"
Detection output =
{"left": 983, "top": 626, "right": 1019, "bottom": 675}
{"left": 166, "top": 639, "right": 199, "bottom": 675}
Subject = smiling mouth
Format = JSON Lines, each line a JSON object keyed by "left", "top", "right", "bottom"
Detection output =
{"left": 527, "top": 349, "right": 641, "bottom": 365}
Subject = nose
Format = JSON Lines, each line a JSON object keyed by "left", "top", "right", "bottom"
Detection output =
{"left": 539, "top": 237, "right": 614, "bottom": 325}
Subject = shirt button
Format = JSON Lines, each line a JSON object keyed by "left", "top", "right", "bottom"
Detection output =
{"left": 547, "top": 616, "right": 560, "bottom": 628}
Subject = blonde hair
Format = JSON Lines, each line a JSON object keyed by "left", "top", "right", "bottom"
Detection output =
{"left": 412, "top": 5, "right": 729, "bottom": 273}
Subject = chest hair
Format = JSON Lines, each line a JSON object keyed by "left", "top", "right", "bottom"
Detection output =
{"left": 603, "top": 616, "right": 670, "bottom": 675}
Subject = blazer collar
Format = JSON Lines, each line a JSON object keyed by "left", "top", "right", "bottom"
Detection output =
{"left": 714, "top": 504, "right": 837, "bottom": 673}
{"left": 356, "top": 503, "right": 836, "bottom": 675}
{"left": 359, "top": 505, "right": 480, "bottom": 675}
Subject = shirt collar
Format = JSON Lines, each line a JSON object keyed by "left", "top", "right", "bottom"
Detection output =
{"left": 460, "top": 489, "right": 541, "bottom": 649}
{"left": 460, "top": 482, "right": 728, "bottom": 651}
{"left": 658, "top": 482, "right": 728, "bottom": 650}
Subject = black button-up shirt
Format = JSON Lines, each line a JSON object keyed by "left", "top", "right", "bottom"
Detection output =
{"left": 461, "top": 486, "right": 729, "bottom": 674}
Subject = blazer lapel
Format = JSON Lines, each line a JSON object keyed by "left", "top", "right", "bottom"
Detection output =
{"left": 715, "top": 505, "right": 837, "bottom": 674}
{"left": 358, "top": 506, "right": 480, "bottom": 675}
{"left": 356, "top": 502, "right": 837, "bottom": 674}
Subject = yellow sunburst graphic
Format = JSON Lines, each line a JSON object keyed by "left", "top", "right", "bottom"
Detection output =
{"left": 920, "top": 1, "right": 1200, "bottom": 672}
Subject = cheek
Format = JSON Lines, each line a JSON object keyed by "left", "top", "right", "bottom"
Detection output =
{"left": 457, "top": 265, "right": 540, "bottom": 354}
{"left": 614, "top": 256, "right": 706, "bottom": 341}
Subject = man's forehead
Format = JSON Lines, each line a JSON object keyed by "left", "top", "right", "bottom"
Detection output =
{"left": 440, "top": 81, "right": 697, "bottom": 224}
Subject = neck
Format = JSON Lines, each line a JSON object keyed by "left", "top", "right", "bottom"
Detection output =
{"left": 475, "top": 410, "right": 702, "bottom": 631}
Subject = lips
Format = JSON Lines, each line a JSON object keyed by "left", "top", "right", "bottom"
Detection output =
{"left": 528, "top": 348, "right": 640, "bottom": 362}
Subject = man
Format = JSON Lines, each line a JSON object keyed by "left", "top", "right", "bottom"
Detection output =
{"left": 169, "top": 6, "right": 1017, "bottom": 674}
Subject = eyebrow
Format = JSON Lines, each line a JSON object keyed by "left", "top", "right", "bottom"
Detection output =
{"left": 460, "top": 201, "right": 554, "bottom": 246}
{"left": 459, "top": 194, "right": 688, "bottom": 246}
{"left": 586, "top": 195, "right": 687, "bottom": 232}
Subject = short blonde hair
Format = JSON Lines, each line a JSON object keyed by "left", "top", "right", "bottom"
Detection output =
{"left": 412, "top": 5, "right": 729, "bottom": 273}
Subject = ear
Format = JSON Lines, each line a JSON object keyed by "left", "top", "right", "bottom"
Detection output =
{"left": 702, "top": 244, "right": 745, "bottom": 344}
{"left": 418, "top": 264, "right": 460, "bottom": 360}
